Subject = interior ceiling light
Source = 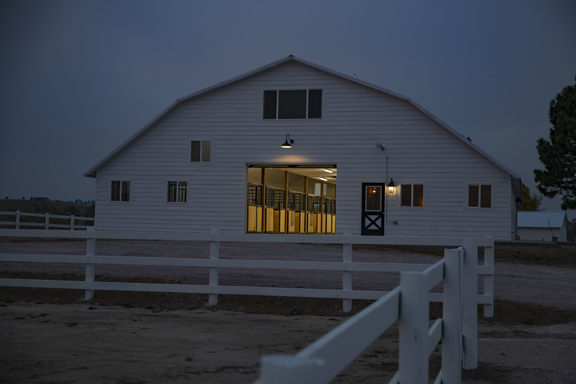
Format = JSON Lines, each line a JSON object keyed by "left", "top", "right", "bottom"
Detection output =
{"left": 319, "top": 177, "right": 328, "bottom": 181}
{"left": 323, "top": 169, "right": 333, "bottom": 173}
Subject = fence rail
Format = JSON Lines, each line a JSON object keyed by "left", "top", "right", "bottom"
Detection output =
{"left": 0, "top": 210, "right": 94, "bottom": 230}
{"left": 0, "top": 229, "right": 494, "bottom": 383}
{"left": 0, "top": 228, "right": 494, "bottom": 245}
{"left": 256, "top": 247, "right": 467, "bottom": 384}
{"left": 0, "top": 229, "right": 494, "bottom": 314}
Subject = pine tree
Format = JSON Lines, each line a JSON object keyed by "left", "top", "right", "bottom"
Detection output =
{"left": 534, "top": 76, "right": 576, "bottom": 210}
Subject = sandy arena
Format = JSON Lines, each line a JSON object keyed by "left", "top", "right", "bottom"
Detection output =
{"left": 1, "top": 240, "right": 575, "bottom": 383}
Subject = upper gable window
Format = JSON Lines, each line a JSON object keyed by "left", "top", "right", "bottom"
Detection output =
{"left": 191, "top": 140, "right": 211, "bottom": 162}
{"left": 468, "top": 185, "right": 491, "bottom": 208}
{"left": 263, "top": 90, "right": 322, "bottom": 119}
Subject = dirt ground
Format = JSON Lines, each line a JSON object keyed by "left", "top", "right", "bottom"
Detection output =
{"left": 1, "top": 241, "right": 576, "bottom": 383}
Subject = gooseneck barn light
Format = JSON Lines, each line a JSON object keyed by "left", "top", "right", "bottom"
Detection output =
{"left": 281, "top": 133, "right": 294, "bottom": 148}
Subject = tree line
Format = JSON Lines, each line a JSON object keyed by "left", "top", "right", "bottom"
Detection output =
{"left": 532, "top": 76, "right": 576, "bottom": 241}
{"left": 3, "top": 196, "right": 95, "bottom": 205}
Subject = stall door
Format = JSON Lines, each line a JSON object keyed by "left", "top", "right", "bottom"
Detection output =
{"left": 361, "top": 183, "right": 385, "bottom": 236}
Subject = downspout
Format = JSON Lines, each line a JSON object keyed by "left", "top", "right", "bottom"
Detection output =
{"left": 385, "top": 156, "right": 398, "bottom": 225}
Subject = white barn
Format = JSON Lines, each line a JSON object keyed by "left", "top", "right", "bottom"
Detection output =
{"left": 517, "top": 211, "right": 569, "bottom": 242}
{"left": 85, "top": 56, "right": 522, "bottom": 240}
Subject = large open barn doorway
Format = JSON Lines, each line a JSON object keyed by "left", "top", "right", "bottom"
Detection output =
{"left": 247, "top": 165, "right": 336, "bottom": 234}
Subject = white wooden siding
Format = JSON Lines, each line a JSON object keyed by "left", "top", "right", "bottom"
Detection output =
{"left": 94, "top": 61, "right": 515, "bottom": 239}
{"left": 517, "top": 227, "right": 566, "bottom": 242}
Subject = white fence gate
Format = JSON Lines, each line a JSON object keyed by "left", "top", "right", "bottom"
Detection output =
{"left": 0, "top": 228, "right": 494, "bottom": 383}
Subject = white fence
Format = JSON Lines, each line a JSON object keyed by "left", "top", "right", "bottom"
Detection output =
{"left": 0, "top": 210, "right": 94, "bottom": 230}
{"left": 257, "top": 247, "right": 468, "bottom": 383}
{"left": 0, "top": 229, "right": 494, "bottom": 383}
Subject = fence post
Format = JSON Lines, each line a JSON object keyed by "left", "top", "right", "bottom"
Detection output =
{"left": 45, "top": 213, "right": 50, "bottom": 230}
{"left": 462, "top": 238, "right": 478, "bottom": 370}
{"left": 483, "top": 234, "right": 494, "bottom": 317}
{"left": 15, "top": 210, "right": 20, "bottom": 229}
{"left": 398, "top": 271, "right": 429, "bottom": 382}
{"left": 442, "top": 248, "right": 463, "bottom": 383}
{"left": 84, "top": 228, "right": 95, "bottom": 301}
{"left": 70, "top": 215, "right": 75, "bottom": 230}
{"left": 342, "top": 234, "right": 353, "bottom": 313}
{"left": 208, "top": 229, "right": 219, "bottom": 306}
{"left": 259, "top": 355, "right": 323, "bottom": 384}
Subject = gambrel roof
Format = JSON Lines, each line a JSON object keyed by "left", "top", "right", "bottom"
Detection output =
{"left": 517, "top": 211, "right": 568, "bottom": 229}
{"left": 84, "top": 55, "right": 522, "bottom": 198}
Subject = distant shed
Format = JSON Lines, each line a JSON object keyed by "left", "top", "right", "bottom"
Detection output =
{"left": 517, "top": 211, "right": 568, "bottom": 242}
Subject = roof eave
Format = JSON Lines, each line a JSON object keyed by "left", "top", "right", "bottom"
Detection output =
{"left": 292, "top": 56, "right": 522, "bottom": 182}
{"left": 83, "top": 98, "right": 181, "bottom": 177}
{"left": 83, "top": 56, "right": 300, "bottom": 178}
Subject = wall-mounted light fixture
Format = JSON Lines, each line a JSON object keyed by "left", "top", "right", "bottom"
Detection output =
{"left": 281, "top": 134, "right": 294, "bottom": 148}
{"left": 376, "top": 142, "right": 385, "bottom": 151}
{"left": 387, "top": 178, "right": 396, "bottom": 194}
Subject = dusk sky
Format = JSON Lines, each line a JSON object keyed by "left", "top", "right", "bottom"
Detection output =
{"left": 1, "top": 1, "right": 575, "bottom": 215}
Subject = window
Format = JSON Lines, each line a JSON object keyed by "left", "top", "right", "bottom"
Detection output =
{"left": 468, "top": 185, "right": 491, "bottom": 208}
{"left": 111, "top": 180, "right": 130, "bottom": 201}
{"left": 263, "top": 89, "right": 322, "bottom": 119}
{"left": 168, "top": 181, "right": 187, "bottom": 202}
{"left": 365, "top": 186, "right": 382, "bottom": 211}
{"left": 191, "top": 141, "right": 211, "bottom": 162}
{"left": 401, "top": 184, "right": 424, "bottom": 207}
